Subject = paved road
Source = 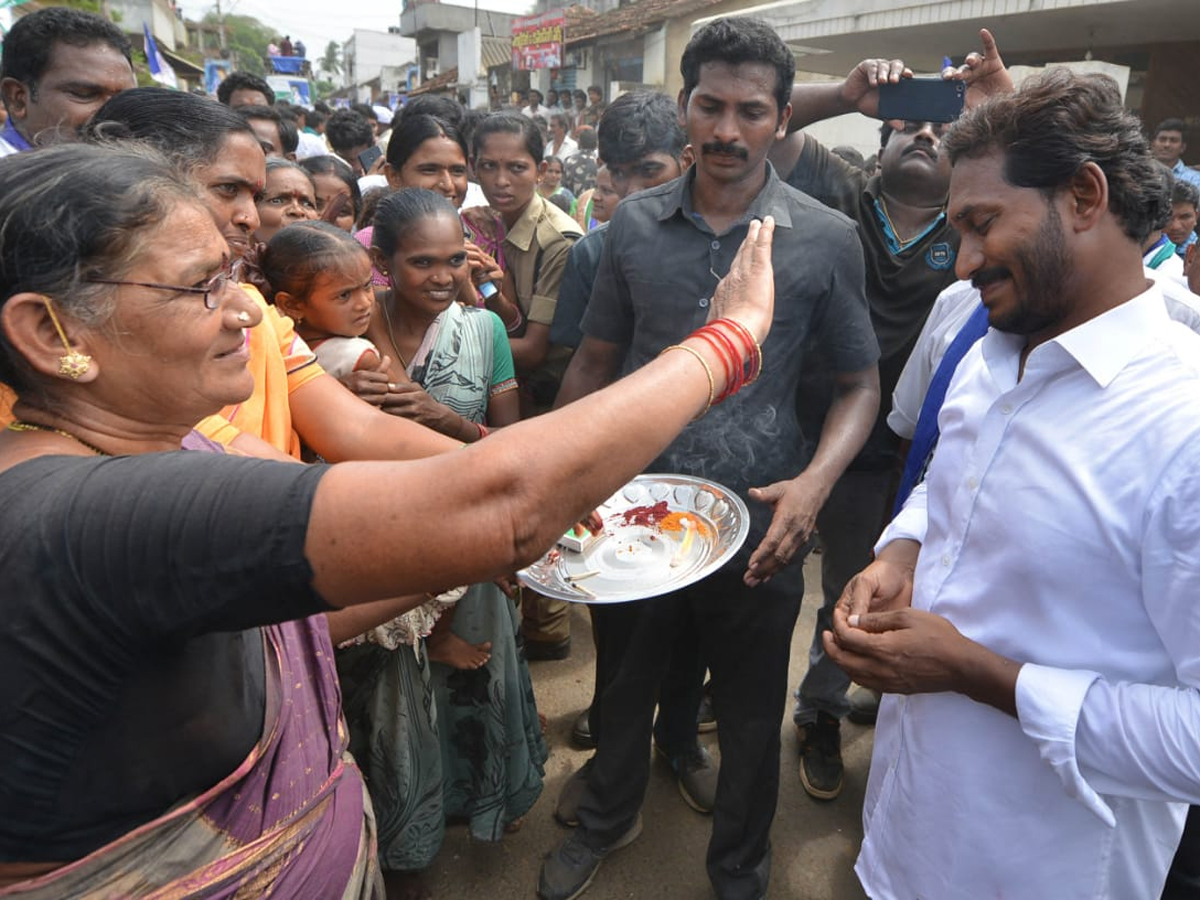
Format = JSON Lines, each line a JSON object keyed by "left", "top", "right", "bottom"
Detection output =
{"left": 422, "top": 555, "right": 873, "bottom": 900}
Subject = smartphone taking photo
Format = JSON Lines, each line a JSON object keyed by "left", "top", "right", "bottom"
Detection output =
{"left": 878, "top": 78, "right": 965, "bottom": 124}
{"left": 357, "top": 145, "right": 383, "bottom": 173}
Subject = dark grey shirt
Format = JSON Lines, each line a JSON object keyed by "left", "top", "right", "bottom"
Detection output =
{"left": 550, "top": 223, "right": 608, "bottom": 349}
{"left": 582, "top": 164, "right": 879, "bottom": 569}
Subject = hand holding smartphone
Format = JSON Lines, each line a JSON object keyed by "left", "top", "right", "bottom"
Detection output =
{"left": 357, "top": 145, "right": 383, "bottom": 174}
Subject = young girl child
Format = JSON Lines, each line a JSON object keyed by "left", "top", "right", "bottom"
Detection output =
{"left": 257, "top": 220, "right": 380, "bottom": 379}
{"left": 364, "top": 187, "right": 544, "bottom": 884}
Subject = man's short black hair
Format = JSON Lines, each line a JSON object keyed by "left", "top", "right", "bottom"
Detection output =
{"left": 235, "top": 104, "right": 298, "bottom": 155}
{"left": 351, "top": 102, "right": 377, "bottom": 122}
{"left": 944, "top": 69, "right": 1164, "bottom": 243}
{"left": 325, "top": 108, "right": 374, "bottom": 156}
{"left": 216, "top": 71, "right": 274, "bottom": 106}
{"left": 680, "top": 17, "right": 794, "bottom": 118}
{"left": 1154, "top": 118, "right": 1186, "bottom": 140}
{"left": 597, "top": 90, "right": 685, "bottom": 166}
{"left": 398, "top": 94, "right": 463, "bottom": 128}
{"left": 1, "top": 7, "right": 131, "bottom": 89}
{"left": 1172, "top": 178, "right": 1200, "bottom": 211}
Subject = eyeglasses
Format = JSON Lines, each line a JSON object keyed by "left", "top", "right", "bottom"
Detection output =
{"left": 84, "top": 265, "right": 232, "bottom": 310}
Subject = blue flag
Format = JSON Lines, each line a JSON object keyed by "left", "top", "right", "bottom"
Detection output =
{"left": 143, "top": 23, "right": 177, "bottom": 89}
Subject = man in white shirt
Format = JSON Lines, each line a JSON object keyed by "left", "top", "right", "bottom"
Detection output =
{"left": 543, "top": 112, "right": 578, "bottom": 161}
{"left": 825, "top": 67, "right": 1200, "bottom": 900}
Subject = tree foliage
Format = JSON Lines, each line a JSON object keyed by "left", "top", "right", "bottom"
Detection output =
{"left": 320, "top": 40, "right": 341, "bottom": 78}
{"left": 201, "top": 11, "right": 279, "bottom": 76}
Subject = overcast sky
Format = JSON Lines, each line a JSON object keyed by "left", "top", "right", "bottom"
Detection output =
{"left": 179, "top": 0, "right": 535, "bottom": 68}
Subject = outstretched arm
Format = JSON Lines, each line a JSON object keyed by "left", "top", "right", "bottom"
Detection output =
{"left": 304, "top": 219, "right": 779, "bottom": 607}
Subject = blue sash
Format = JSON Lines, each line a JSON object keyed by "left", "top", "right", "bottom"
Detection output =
{"left": 892, "top": 302, "right": 990, "bottom": 516}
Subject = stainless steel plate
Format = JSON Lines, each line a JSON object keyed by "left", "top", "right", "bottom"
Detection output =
{"left": 518, "top": 474, "right": 750, "bottom": 604}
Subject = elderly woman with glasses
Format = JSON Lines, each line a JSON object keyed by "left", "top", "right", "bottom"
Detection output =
{"left": 0, "top": 143, "right": 775, "bottom": 898}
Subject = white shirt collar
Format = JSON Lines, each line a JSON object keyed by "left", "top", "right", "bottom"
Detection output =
{"left": 981, "top": 283, "right": 1166, "bottom": 391}
{"left": 1052, "top": 282, "right": 1165, "bottom": 388}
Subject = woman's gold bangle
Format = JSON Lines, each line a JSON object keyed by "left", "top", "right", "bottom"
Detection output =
{"left": 660, "top": 343, "right": 715, "bottom": 419}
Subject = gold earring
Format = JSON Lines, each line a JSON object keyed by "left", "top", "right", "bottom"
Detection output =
{"left": 42, "top": 297, "right": 92, "bottom": 380}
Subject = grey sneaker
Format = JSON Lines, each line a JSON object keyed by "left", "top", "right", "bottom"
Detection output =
{"left": 847, "top": 687, "right": 881, "bottom": 726}
{"left": 656, "top": 740, "right": 718, "bottom": 814}
{"left": 537, "top": 816, "right": 643, "bottom": 900}
{"left": 554, "top": 759, "right": 593, "bottom": 827}
{"left": 796, "top": 712, "right": 843, "bottom": 801}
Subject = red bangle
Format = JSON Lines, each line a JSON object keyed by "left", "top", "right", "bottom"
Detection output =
{"left": 698, "top": 324, "right": 743, "bottom": 401}
{"left": 719, "top": 318, "right": 762, "bottom": 385}
{"left": 476, "top": 422, "right": 489, "bottom": 439}
{"left": 692, "top": 331, "right": 733, "bottom": 393}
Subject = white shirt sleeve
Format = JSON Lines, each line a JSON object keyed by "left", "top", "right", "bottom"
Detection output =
{"left": 875, "top": 479, "right": 928, "bottom": 554}
{"left": 1015, "top": 453, "right": 1200, "bottom": 820}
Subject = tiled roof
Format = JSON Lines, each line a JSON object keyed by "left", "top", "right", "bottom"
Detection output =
{"left": 565, "top": 0, "right": 728, "bottom": 45}
{"left": 482, "top": 35, "right": 511, "bottom": 70}
{"left": 410, "top": 66, "right": 459, "bottom": 95}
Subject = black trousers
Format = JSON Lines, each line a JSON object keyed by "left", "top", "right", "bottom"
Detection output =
{"left": 576, "top": 566, "right": 803, "bottom": 900}
{"left": 587, "top": 594, "right": 705, "bottom": 753}
{"left": 1162, "top": 806, "right": 1200, "bottom": 900}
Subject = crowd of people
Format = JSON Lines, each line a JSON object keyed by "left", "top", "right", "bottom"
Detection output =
{"left": 2, "top": 6, "right": 1200, "bottom": 900}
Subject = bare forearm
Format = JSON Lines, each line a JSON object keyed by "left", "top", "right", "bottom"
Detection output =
{"left": 293, "top": 375, "right": 459, "bottom": 461}
{"left": 509, "top": 325, "right": 550, "bottom": 372}
{"left": 306, "top": 342, "right": 713, "bottom": 606}
{"left": 786, "top": 82, "right": 856, "bottom": 134}
{"left": 802, "top": 369, "right": 880, "bottom": 492}
{"left": 953, "top": 639, "right": 1021, "bottom": 718}
{"left": 553, "top": 341, "right": 622, "bottom": 409}
{"left": 325, "top": 594, "right": 429, "bottom": 644}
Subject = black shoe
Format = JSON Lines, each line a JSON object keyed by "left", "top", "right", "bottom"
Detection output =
{"left": 655, "top": 740, "right": 718, "bottom": 814}
{"left": 554, "top": 759, "right": 593, "bottom": 827}
{"left": 571, "top": 707, "right": 595, "bottom": 749}
{"left": 847, "top": 687, "right": 881, "bottom": 726}
{"left": 796, "top": 712, "right": 843, "bottom": 801}
{"left": 525, "top": 636, "right": 571, "bottom": 661}
{"left": 537, "top": 817, "right": 642, "bottom": 900}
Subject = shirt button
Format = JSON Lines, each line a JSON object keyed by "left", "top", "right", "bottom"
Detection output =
{"left": 710, "top": 240, "right": 720, "bottom": 250}
{"left": 941, "top": 554, "right": 951, "bottom": 567}
{"left": 1001, "top": 403, "right": 1014, "bottom": 415}
{"left": 967, "top": 477, "right": 978, "bottom": 490}
{"left": 698, "top": 297, "right": 710, "bottom": 308}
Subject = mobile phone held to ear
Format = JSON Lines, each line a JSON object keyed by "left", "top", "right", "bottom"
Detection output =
{"left": 358, "top": 145, "right": 383, "bottom": 172}
{"left": 878, "top": 78, "right": 965, "bottom": 124}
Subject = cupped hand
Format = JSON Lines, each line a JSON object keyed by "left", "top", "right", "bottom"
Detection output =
{"left": 744, "top": 473, "right": 827, "bottom": 586}
{"left": 837, "top": 557, "right": 915, "bottom": 619}
{"left": 710, "top": 216, "right": 776, "bottom": 343}
{"left": 822, "top": 605, "right": 966, "bottom": 695}
{"left": 840, "top": 58, "right": 912, "bottom": 118}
